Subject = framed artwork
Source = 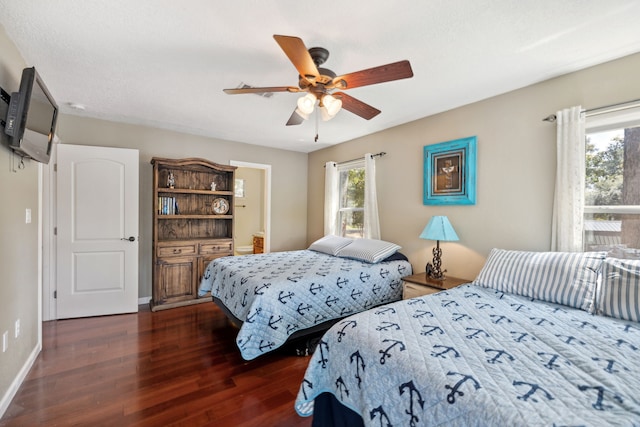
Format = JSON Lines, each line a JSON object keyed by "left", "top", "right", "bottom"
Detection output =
{"left": 235, "top": 178, "right": 245, "bottom": 198}
{"left": 423, "top": 136, "right": 477, "bottom": 205}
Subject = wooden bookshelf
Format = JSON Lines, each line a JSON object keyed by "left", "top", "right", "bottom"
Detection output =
{"left": 150, "top": 157, "right": 236, "bottom": 311}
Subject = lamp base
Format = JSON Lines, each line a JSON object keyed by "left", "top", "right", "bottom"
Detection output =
{"left": 426, "top": 262, "right": 446, "bottom": 280}
{"left": 426, "top": 242, "right": 446, "bottom": 280}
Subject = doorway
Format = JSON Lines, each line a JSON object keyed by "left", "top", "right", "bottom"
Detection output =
{"left": 230, "top": 160, "right": 271, "bottom": 254}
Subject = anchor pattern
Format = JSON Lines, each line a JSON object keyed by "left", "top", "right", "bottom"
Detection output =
{"left": 577, "top": 384, "right": 623, "bottom": 411}
{"left": 513, "top": 380, "right": 554, "bottom": 403}
{"left": 445, "top": 371, "right": 481, "bottom": 404}
{"left": 295, "top": 283, "right": 640, "bottom": 425}
{"left": 399, "top": 380, "right": 425, "bottom": 426}
{"left": 198, "top": 249, "right": 410, "bottom": 360}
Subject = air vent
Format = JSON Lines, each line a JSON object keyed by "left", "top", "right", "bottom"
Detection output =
{"left": 239, "top": 83, "right": 274, "bottom": 98}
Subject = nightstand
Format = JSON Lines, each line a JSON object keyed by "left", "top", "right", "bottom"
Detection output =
{"left": 253, "top": 234, "right": 264, "bottom": 254}
{"left": 402, "top": 273, "right": 470, "bottom": 299}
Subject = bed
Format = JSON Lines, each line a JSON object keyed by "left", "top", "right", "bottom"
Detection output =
{"left": 198, "top": 236, "right": 412, "bottom": 360}
{"left": 294, "top": 249, "right": 640, "bottom": 426}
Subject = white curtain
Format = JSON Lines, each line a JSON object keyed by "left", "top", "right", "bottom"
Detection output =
{"left": 551, "top": 106, "right": 585, "bottom": 252}
{"left": 364, "top": 153, "right": 381, "bottom": 239}
{"left": 324, "top": 161, "right": 338, "bottom": 235}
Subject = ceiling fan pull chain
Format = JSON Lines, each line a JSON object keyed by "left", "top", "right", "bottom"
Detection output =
{"left": 314, "top": 109, "right": 319, "bottom": 142}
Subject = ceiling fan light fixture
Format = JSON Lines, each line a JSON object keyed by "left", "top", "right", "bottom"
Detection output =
{"left": 321, "top": 94, "right": 342, "bottom": 116}
{"left": 297, "top": 93, "right": 316, "bottom": 115}
{"left": 320, "top": 105, "right": 335, "bottom": 122}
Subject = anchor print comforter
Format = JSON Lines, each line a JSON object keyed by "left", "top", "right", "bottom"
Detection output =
{"left": 295, "top": 284, "right": 640, "bottom": 426}
{"left": 198, "top": 250, "right": 411, "bottom": 360}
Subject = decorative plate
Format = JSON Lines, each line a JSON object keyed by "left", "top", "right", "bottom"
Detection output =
{"left": 212, "top": 198, "right": 229, "bottom": 214}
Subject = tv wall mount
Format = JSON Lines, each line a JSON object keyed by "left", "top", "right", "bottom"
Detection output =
{"left": 0, "top": 87, "right": 9, "bottom": 128}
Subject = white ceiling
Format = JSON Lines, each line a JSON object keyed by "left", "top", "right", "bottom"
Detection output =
{"left": 1, "top": 1, "right": 640, "bottom": 153}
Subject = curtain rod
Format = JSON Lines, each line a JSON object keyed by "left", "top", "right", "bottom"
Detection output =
{"left": 325, "top": 151, "right": 387, "bottom": 167}
{"left": 542, "top": 98, "right": 640, "bottom": 122}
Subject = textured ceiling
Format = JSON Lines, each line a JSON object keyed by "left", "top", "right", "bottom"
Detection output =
{"left": 1, "top": 1, "right": 640, "bottom": 153}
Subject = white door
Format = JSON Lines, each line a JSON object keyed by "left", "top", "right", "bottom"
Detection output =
{"left": 56, "top": 144, "right": 139, "bottom": 319}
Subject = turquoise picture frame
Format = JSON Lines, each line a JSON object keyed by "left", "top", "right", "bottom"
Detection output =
{"left": 423, "top": 136, "right": 477, "bottom": 205}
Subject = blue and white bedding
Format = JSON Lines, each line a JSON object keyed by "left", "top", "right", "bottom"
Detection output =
{"left": 198, "top": 249, "right": 411, "bottom": 360}
{"left": 295, "top": 284, "right": 640, "bottom": 425}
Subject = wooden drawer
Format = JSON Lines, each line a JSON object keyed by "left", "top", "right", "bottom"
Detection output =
{"left": 200, "top": 241, "right": 233, "bottom": 254}
{"left": 402, "top": 281, "right": 440, "bottom": 299}
{"left": 157, "top": 243, "right": 197, "bottom": 257}
{"left": 253, "top": 236, "right": 264, "bottom": 254}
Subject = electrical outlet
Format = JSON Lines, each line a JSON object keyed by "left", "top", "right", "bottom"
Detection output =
{"left": 15, "top": 319, "right": 20, "bottom": 338}
{"left": 2, "top": 331, "right": 7, "bottom": 352}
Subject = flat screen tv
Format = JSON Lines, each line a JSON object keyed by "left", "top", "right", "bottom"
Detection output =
{"left": 4, "top": 67, "right": 58, "bottom": 164}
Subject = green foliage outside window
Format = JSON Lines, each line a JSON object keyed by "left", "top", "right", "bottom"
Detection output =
{"left": 585, "top": 125, "right": 640, "bottom": 250}
{"left": 339, "top": 167, "right": 365, "bottom": 237}
{"left": 585, "top": 136, "right": 624, "bottom": 214}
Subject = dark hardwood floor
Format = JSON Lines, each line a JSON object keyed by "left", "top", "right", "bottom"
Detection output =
{"left": 0, "top": 302, "right": 314, "bottom": 426}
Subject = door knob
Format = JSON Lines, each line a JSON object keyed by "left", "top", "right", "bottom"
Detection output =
{"left": 122, "top": 236, "right": 136, "bottom": 242}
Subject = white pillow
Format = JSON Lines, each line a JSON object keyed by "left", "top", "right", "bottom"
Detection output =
{"left": 335, "top": 238, "right": 401, "bottom": 264}
{"left": 595, "top": 257, "right": 640, "bottom": 322}
{"left": 473, "top": 248, "right": 606, "bottom": 312}
{"left": 308, "top": 235, "right": 353, "bottom": 256}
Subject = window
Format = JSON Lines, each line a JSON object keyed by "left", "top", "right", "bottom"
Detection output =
{"left": 584, "top": 107, "right": 640, "bottom": 256}
{"left": 337, "top": 161, "right": 365, "bottom": 238}
{"left": 325, "top": 154, "right": 380, "bottom": 239}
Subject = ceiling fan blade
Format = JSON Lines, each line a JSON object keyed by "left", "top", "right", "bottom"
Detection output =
{"left": 286, "top": 109, "right": 305, "bottom": 126}
{"left": 331, "top": 60, "right": 413, "bottom": 90}
{"left": 273, "top": 35, "right": 319, "bottom": 83}
{"left": 333, "top": 92, "right": 381, "bottom": 120}
{"left": 223, "top": 86, "right": 299, "bottom": 94}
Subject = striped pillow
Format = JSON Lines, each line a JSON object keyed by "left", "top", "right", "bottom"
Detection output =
{"left": 473, "top": 249, "right": 606, "bottom": 312}
{"left": 308, "top": 235, "right": 353, "bottom": 256}
{"left": 595, "top": 258, "right": 640, "bottom": 322}
{"left": 335, "top": 238, "right": 401, "bottom": 264}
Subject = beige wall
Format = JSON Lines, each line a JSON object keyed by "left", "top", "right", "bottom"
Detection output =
{"left": 307, "top": 52, "right": 640, "bottom": 281}
{"left": 55, "top": 115, "right": 308, "bottom": 300}
{"left": 0, "top": 26, "right": 40, "bottom": 411}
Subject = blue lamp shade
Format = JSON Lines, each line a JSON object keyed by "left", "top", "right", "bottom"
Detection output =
{"left": 419, "top": 216, "right": 459, "bottom": 242}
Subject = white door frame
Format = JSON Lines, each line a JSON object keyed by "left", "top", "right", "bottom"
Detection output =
{"left": 42, "top": 141, "right": 57, "bottom": 321}
{"left": 230, "top": 160, "right": 271, "bottom": 254}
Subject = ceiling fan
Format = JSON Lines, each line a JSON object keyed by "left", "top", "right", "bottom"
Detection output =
{"left": 223, "top": 35, "right": 414, "bottom": 126}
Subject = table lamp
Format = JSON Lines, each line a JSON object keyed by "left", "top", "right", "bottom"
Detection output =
{"left": 419, "top": 216, "right": 459, "bottom": 280}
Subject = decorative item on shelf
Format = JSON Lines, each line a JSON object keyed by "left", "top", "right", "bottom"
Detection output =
{"left": 419, "top": 216, "right": 459, "bottom": 280}
{"left": 210, "top": 181, "right": 216, "bottom": 191}
{"left": 212, "top": 197, "right": 229, "bottom": 214}
{"left": 167, "top": 171, "right": 175, "bottom": 189}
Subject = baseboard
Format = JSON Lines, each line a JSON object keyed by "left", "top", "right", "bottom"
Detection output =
{"left": 138, "top": 296, "right": 151, "bottom": 305}
{"left": 0, "top": 342, "right": 41, "bottom": 419}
